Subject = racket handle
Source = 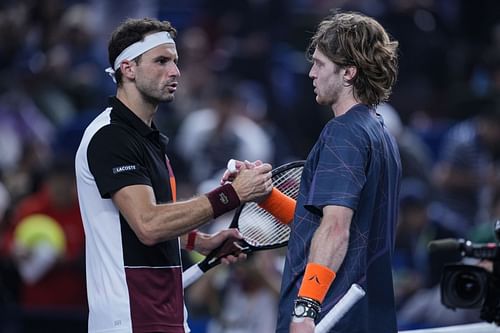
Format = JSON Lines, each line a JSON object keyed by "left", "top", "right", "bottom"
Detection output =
{"left": 183, "top": 264, "right": 204, "bottom": 288}
{"left": 200, "top": 236, "right": 248, "bottom": 270}
{"left": 314, "top": 284, "right": 365, "bottom": 333}
{"left": 183, "top": 237, "right": 249, "bottom": 288}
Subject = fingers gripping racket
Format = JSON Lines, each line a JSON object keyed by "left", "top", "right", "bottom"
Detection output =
{"left": 183, "top": 160, "right": 304, "bottom": 288}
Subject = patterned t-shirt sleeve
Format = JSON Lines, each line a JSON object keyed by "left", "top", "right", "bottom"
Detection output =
{"left": 305, "top": 120, "right": 368, "bottom": 214}
{"left": 87, "top": 125, "right": 152, "bottom": 198}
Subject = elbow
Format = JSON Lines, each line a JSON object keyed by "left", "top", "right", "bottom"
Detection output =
{"left": 135, "top": 229, "right": 159, "bottom": 246}
{"left": 133, "top": 216, "right": 164, "bottom": 246}
{"left": 128, "top": 209, "right": 181, "bottom": 246}
{"left": 135, "top": 221, "right": 180, "bottom": 246}
{"left": 138, "top": 236, "right": 157, "bottom": 247}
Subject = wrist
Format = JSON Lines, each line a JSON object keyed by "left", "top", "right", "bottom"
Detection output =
{"left": 258, "top": 187, "right": 296, "bottom": 224}
{"left": 185, "top": 230, "right": 198, "bottom": 251}
{"left": 205, "top": 183, "right": 241, "bottom": 218}
{"left": 298, "top": 263, "right": 336, "bottom": 304}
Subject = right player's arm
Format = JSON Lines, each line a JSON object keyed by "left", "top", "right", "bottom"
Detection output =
{"left": 111, "top": 164, "right": 273, "bottom": 246}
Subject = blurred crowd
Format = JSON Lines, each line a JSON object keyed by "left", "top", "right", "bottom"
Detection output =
{"left": 0, "top": 0, "right": 499, "bottom": 332}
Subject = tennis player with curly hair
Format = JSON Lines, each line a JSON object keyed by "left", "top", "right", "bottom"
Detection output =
{"left": 277, "top": 11, "right": 401, "bottom": 333}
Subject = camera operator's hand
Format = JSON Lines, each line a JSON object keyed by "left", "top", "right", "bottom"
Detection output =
{"left": 478, "top": 260, "right": 493, "bottom": 273}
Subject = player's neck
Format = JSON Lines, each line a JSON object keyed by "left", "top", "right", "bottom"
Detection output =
{"left": 116, "top": 88, "right": 157, "bottom": 127}
{"left": 331, "top": 95, "right": 360, "bottom": 118}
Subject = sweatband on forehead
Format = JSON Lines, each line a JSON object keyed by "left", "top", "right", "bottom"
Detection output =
{"left": 105, "top": 31, "right": 175, "bottom": 83}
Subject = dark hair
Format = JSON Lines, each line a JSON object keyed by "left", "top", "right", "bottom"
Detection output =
{"left": 108, "top": 18, "right": 177, "bottom": 85}
{"left": 308, "top": 11, "right": 399, "bottom": 107}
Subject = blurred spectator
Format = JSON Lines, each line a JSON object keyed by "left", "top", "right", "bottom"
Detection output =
{"left": 186, "top": 250, "right": 283, "bottom": 333}
{"left": 377, "top": 103, "right": 434, "bottom": 185}
{"left": 171, "top": 26, "right": 216, "bottom": 117}
{"left": 432, "top": 97, "right": 500, "bottom": 235}
{"left": 393, "top": 178, "right": 431, "bottom": 306}
{"left": 0, "top": 179, "right": 15, "bottom": 308}
{"left": 175, "top": 78, "right": 274, "bottom": 185}
{"left": 0, "top": 159, "right": 86, "bottom": 332}
{"left": 0, "top": 90, "right": 55, "bottom": 203}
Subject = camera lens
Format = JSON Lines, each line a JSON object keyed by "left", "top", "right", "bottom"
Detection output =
{"left": 453, "top": 272, "right": 482, "bottom": 302}
{"left": 441, "top": 264, "right": 489, "bottom": 309}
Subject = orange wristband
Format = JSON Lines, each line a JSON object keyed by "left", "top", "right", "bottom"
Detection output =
{"left": 298, "top": 263, "right": 336, "bottom": 304}
{"left": 258, "top": 188, "right": 296, "bottom": 224}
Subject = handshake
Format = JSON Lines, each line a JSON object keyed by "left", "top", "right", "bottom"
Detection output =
{"left": 222, "top": 159, "right": 296, "bottom": 224}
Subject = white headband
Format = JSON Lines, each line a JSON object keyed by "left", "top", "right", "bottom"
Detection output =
{"left": 105, "top": 31, "right": 175, "bottom": 83}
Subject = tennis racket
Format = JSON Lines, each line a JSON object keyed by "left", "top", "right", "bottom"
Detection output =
{"left": 315, "top": 283, "right": 365, "bottom": 333}
{"left": 183, "top": 160, "right": 304, "bottom": 288}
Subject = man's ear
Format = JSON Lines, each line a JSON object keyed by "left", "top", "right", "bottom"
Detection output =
{"left": 120, "top": 60, "right": 136, "bottom": 81}
{"left": 343, "top": 65, "right": 357, "bottom": 82}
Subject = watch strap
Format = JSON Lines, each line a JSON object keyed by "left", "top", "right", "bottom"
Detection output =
{"left": 292, "top": 297, "right": 321, "bottom": 320}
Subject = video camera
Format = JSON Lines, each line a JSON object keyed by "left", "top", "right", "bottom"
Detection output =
{"left": 428, "top": 220, "right": 500, "bottom": 325}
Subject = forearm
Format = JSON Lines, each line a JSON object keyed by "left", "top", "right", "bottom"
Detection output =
{"left": 114, "top": 183, "right": 242, "bottom": 245}
{"left": 298, "top": 205, "right": 352, "bottom": 301}
{"left": 308, "top": 217, "right": 349, "bottom": 272}
{"left": 291, "top": 206, "right": 353, "bottom": 329}
{"left": 143, "top": 196, "right": 214, "bottom": 243}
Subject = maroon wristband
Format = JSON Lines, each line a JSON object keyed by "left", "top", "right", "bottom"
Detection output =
{"left": 206, "top": 183, "right": 241, "bottom": 218}
{"left": 186, "top": 230, "right": 197, "bottom": 251}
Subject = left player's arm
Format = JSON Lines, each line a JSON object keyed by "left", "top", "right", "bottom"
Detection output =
{"left": 290, "top": 205, "right": 353, "bottom": 333}
{"left": 180, "top": 228, "right": 246, "bottom": 264}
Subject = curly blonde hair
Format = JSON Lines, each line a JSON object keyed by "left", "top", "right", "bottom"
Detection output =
{"left": 308, "top": 11, "right": 399, "bottom": 107}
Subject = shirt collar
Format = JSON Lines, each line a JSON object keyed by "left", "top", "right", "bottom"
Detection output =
{"left": 108, "top": 96, "right": 169, "bottom": 144}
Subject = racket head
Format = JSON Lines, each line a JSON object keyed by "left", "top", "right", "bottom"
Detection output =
{"left": 232, "top": 160, "right": 304, "bottom": 251}
{"left": 196, "top": 160, "right": 304, "bottom": 272}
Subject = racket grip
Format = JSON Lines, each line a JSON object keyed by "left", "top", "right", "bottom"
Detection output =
{"left": 314, "top": 284, "right": 365, "bottom": 333}
{"left": 182, "top": 237, "right": 248, "bottom": 288}
{"left": 183, "top": 264, "right": 204, "bottom": 288}
{"left": 203, "top": 236, "right": 248, "bottom": 268}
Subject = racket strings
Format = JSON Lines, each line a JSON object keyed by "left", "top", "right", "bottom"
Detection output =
{"left": 239, "top": 166, "right": 303, "bottom": 247}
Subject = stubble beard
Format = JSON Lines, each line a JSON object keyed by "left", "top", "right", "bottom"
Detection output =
{"left": 317, "top": 87, "right": 340, "bottom": 107}
{"left": 138, "top": 82, "right": 175, "bottom": 105}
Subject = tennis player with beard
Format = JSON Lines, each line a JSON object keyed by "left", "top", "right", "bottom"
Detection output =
{"left": 75, "top": 18, "right": 272, "bottom": 333}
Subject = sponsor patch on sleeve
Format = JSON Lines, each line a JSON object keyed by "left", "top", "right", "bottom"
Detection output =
{"left": 112, "top": 165, "right": 137, "bottom": 174}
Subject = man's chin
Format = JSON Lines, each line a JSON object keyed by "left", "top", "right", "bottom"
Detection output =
{"left": 160, "top": 94, "right": 175, "bottom": 103}
{"left": 315, "top": 96, "right": 327, "bottom": 106}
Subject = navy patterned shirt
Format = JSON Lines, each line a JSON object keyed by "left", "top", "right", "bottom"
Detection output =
{"left": 277, "top": 104, "right": 401, "bottom": 333}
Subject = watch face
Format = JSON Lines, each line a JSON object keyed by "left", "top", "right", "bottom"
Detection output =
{"left": 294, "top": 304, "right": 306, "bottom": 316}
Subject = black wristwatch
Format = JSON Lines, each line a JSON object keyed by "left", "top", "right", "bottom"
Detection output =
{"left": 292, "top": 297, "right": 321, "bottom": 321}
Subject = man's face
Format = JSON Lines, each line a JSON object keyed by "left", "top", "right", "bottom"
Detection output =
{"left": 308, "top": 47, "right": 344, "bottom": 106}
{"left": 133, "top": 43, "right": 180, "bottom": 103}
